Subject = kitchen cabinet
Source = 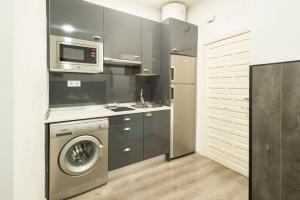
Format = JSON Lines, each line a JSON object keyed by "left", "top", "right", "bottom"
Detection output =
{"left": 108, "top": 110, "right": 171, "bottom": 170}
{"left": 251, "top": 64, "right": 281, "bottom": 200}
{"left": 49, "top": 0, "right": 104, "bottom": 41}
{"left": 168, "top": 18, "right": 198, "bottom": 57}
{"left": 104, "top": 8, "right": 141, "bottom": 61}
{"left": 140, "top": 19, "right": 161, "bottom": 75}
{"left": 251, "top": 62, "right": 300, "bottom": 200}
{"left": 143, "top": 110, "right": 170, "bottom": 160}
{"left": 108, "top": 114, "right": 143, "bottom": 171}
{"left": 281, "top": 62, "right": 300, "bottom": 200}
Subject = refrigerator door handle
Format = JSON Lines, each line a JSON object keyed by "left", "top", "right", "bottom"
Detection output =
{"left": 171, "top": 86, "right": 174, "bottom": 101}
{"left": 171, "top": 66, "right": 175, "bottom": 82}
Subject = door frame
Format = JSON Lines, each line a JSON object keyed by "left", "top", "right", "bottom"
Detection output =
{"left": 202, "top": 29, "right": 251, "bottom": 171}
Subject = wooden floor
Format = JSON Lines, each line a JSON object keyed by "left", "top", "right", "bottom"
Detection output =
{"left": 71, "top": 154, "right": 248, "bottom": 200}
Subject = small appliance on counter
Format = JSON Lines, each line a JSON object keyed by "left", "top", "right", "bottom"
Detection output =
{"left": 48, "top": 118, "right": 108, "bottom": 200}
{"left": 50, "top": 35, "right": 103, "bottom": 73}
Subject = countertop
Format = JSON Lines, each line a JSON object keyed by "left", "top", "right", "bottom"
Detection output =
{"left": 45, "top": 103, "right": 171, "bottom": 123}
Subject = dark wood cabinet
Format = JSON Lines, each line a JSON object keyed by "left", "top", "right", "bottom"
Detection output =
{"left": 251, "top": 64, "right": 281, "bottom": 200}
{"left": 143, "top": 110, "right": 170, "bottom": 160}
{"left": 281, "top": 62, "right": 300, "bottom": 200}
{"left": 141, "top": 19, "right": 161, "bottom": 75}
{"left": 251, "top": 62, "right": 300, "bottom": 200}
{"left": 104, "top": 8, "right": 141, "bottom": 61}
{"left": 49, "top": 0, "right": 104, "bottom": 41}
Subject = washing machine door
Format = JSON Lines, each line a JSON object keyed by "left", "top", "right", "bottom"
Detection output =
{"left": 59, "top": 135, "right": 103, "bottom": 176}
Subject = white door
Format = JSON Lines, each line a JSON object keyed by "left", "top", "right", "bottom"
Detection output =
{"left": 204, "top": 31, "right": 250, "bottom": 177}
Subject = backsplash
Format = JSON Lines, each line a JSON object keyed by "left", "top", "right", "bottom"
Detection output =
{"left": 49, "top": 66, "right": 161, "bottom": 108}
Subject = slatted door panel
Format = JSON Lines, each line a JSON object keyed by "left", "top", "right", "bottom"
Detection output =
{"left": 205, "top": 32, "right": 250, "bottom": 177}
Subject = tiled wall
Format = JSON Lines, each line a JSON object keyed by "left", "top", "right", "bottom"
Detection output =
{"left": 49, "top": 66, "right": 164, "bottom": 107}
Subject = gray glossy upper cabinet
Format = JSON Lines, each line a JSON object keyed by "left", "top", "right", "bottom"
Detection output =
{"left": 49, "top": 0, "right": 104, "bottom": 41}
{"left": 141, "top": 19, "right": 161, "bottom": 75}
{"left": 168, "top": 18, "right": 198, "bottom": 57}
{"left": 104, "top": 8, "right": 141, "bottom": 61}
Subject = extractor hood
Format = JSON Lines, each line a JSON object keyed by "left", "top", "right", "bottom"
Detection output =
{"left": 104, "top": 57, "right": 141, "bottom": 66}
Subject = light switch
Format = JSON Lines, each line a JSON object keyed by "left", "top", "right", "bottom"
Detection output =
{"left": 67, "top": 80, "right": 81, "bottom": 87}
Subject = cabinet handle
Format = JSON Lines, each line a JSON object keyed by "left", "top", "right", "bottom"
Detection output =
{"left": 134, "top": 55, "right": 140, "bottom": 58}
{"left": 93, "top": 35, "right": 102, "bottom": 40}
{"left": 124, "top": 117, "right": 131, "bottom": 121}
{"left": 123, "top": 147, "right": 131, "bottom": 152}
{"left": 123, "top": 127, "right": 131, "bottom": 131}
{"left": 143, "top": 68, "right": 149, "bottom": 72}
{"left": 172, "top": 48, "right": 178, "bottom": 52}
{"left": 145, "top": 113, "right": 152, "bottom": 117}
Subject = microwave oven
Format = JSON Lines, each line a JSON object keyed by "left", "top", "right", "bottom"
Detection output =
{"left": 50, "top": 35, "right": 103, "bottom": 73}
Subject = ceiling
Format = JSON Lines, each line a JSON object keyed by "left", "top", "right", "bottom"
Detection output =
{"left": 127, "top": 0, "right": 200, "bottom": 9}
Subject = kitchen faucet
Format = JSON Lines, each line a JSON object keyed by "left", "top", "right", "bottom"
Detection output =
{"left": 140, "top": 89, "right": 145, "bottom": 105}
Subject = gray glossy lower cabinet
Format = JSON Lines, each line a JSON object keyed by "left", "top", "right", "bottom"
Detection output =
{"left": 109, "top": 110, "right": 170, "bottom": 171}
{"left": 251, "top": 62, "right": 300, "bottom": 200}
{"left": 143, "top": 111, "right": 170, "bottom": 160}
{"left": 108, "top": 114, "right": 143, "bottom": 171}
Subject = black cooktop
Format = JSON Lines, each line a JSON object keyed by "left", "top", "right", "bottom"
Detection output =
{"left": 108, "top": 107, "right": 135, "bottom": 112}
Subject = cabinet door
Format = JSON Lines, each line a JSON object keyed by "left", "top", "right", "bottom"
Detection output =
{"left": 143, "top": 110, "right": 170, "bottom": 160}
{"left": 282, "top": 62, "right": 300, "bottom": 200}
{"left": 104, "top": 8, "right": 141, "bottom": 61}
{"left": 251, "top": 64, "right": 281, "bottom": 200}
{"left": 141, "top": 19, "right": 161, "bottom": 75}
{"left": 170, "top": 18, "right": 197, "bottom": 57}
{"left": 49, "top": 0, "right": 103, "bottom": 41}
{"left": 108, "top": 114, "right": 143, "bottom": 171}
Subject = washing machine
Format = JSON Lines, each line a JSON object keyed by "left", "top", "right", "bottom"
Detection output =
{"left": 49, "top": 118, "right": 108, "bottom": 200}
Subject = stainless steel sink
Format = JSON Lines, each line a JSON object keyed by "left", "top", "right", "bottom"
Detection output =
{"left": 132, "top": 103, "right": 163, "bottom": 109}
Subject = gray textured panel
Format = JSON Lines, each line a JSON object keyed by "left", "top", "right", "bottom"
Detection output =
{"left": 282, "top": 62, "right": 300, "bottom": 200}
{"left": 251, "top": 64, "right": 281, "bottom": 200}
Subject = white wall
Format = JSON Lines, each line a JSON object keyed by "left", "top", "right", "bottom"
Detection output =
{"left": 9, "top": 1, "right": 160, "bottom": 199}
{"left": 187, "top": 0, "right": 250, "bottom": 155}
{"left": 0, "top": 0, "right": 14, "bottom": 199}
{"left": 12, "top": 0, "right": 48, "bottom": 199}
{"left": 251, "top": 0, "right": 300, "bottom": 65}
{"left": 85, "top": 0, "right": 161, "bottom": 21}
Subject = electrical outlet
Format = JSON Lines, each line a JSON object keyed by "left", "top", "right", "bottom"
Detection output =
{"left": 67, "top": 80, "right": 81, "bottom": 87}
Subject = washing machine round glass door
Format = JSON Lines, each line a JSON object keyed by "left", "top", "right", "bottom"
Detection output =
{"left": 59, "top": 135, "right": 103, "bottom": 176}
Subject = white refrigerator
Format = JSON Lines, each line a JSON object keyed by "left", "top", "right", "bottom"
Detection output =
{"left": 170, "top": 55, "right": 196, "bottom": 159}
